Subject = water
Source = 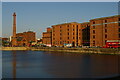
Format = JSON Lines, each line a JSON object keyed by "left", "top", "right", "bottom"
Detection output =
{"left": 2, "top": 51, "right": 120, "bottom": 78}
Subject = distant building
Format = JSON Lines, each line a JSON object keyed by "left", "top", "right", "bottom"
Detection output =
{"left": 2, "top": 37, "right": 11, "bottom": 47}
{"left": 11, "top": 12, "right": 36, "bottom": 47}
{"left": 90, "top": 15, "right": 120, "bottom": 47}
{"left": 42, "top": 27, "right": 52, "bottom": 47}
{"left": 52, "top": 22, "right": 82, "bottom": 47}
{"left": 16, "top": 31, "right": 36, "bottom": 47}
{"left": 37, "top": 38, "right": 42, "bottom": 44}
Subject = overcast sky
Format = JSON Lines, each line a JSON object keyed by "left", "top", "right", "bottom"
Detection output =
{"left": 2, "top": 2, "right": 118, "bottom": 38}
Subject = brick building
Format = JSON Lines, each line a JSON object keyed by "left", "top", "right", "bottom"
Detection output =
{"left": 11, "top": 12, "right": 36, "bottom": 47}
{"left": 81, "top": 22, "right": 90, "bottom": 46}
{"left": 16, "top": 31, "right": 36, "bottom": 47}
{"left": 90, "top": 15, "right": 120, "bottom": 47}
{"left": 42, "top": 28, "right": 52, "bottom": 46}
{"left": 52, "top": 22, "right": 82, "bottom": 47}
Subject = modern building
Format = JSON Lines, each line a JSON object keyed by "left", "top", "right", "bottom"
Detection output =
{"left": 52, "top": 22, "right": 82, "bottom": 47}
{"left": 90, "top": 15, "right": 120, "bottom": 47}
{"left": 42, "top": 27, "right": 52, "bottom": 47}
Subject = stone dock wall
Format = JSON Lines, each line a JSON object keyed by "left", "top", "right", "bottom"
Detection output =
{"left": 1, "top": 47, "right": 120, "bottom": 55}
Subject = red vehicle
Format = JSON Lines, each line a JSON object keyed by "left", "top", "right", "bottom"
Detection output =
{"left": 105, "top": 40, "right": 120, "bottom": 48}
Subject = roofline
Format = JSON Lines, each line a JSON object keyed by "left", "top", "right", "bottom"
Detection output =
{"left": 90, "top": 15, "right": 120, "bottom": 21}
{"left": 52, "top": 22, "right": 80, "bottom": 26}
{"left": 80, "top": 22, "right": 90, "bottom": 24}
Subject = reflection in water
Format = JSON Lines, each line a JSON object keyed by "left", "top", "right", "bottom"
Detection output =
{"left": 12, "top": 51, "right": 16, "bottom": 79}
{"left": 2, "top": 51, "right": 120, "bottom": 78}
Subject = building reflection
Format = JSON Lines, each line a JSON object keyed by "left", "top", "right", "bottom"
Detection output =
{"left": 12, "top": 51, "right": 16, "bottom": 80}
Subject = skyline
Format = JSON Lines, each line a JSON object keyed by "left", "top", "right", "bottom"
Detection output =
{"left": 2, "top": 2, "right": 118, "bottom": 38}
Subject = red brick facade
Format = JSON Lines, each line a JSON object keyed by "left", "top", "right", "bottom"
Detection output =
{"left": 11, "top": 12, "right": 36, "bottom": 47}
{"left": 42, "top": 28, "right": 52, "bottom": 46}
{"left": 16, "top": 31, "right": 36, "bottom": 47}
{"left": 52, "top": 22, "right": 82, "bottom": 47}
{"left": 90, "top": 15, "right": 120, "bottom": 47}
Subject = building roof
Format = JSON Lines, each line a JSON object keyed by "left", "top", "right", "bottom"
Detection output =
{"left": 80, "top": 22, "right": 90, "bottom": 24}
{"left": 90, "top": 15, "right": 120, "bottom": 21}
{"left": 52, "top": 22, "right": 80, "bottom": 26}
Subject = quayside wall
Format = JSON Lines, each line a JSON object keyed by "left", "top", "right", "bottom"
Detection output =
{"left": 1, "top": 47, "right": 120, "bottom": 54}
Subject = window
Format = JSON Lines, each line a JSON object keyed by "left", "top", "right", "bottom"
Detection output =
{"left": 68, "top": 37, "right": 69, "bottom": 39}
{"left": 67, "top": 29, "right": 69, "bottom": 31}
{"left": 60, "top": 41, "right": 62, "bottom": 44}
{"left": 119, "top": 23, "right": 120, "bottom": 26}
{"left": 76, "top": 25, "right": 78, "bottom": 27}
{"left": 105, "top": 29, "right": 107, "bottom": 33}
{"left": 93, "top": 40, "right": 95, "bottom": 46}
{"left": 68, "top": 41, "right": 69, "bottom": 44}
{"left": 73, "top": 37, "right": 74, "bottom": 39}
{"left": 60, "top": 30, "right": 62, "bottom": 32}
{"left": 60, "top": 37, "right": 62, "bottom": 40}
{"left": 119, "top": 18, "right": 120, "bottom": 21}
{"left": 105, "top": 40, "right": 107, "bottom": 44}
{"left": 105, "top": 24, "right": 107, "bottom": 27}
{"left": 119, "top": 28, "right": 120, "bottom": 32}
{"left": 105, "top": 20, "right": 107, "bottom": 23}
{"left": 93, "top": 35, "right": 95, "bottom": 39}
{"left": 105, "top": 34, "right": 107, "bottom": 38}
{"left": 60, "top": 33, "right": 62, "bottom": 35}
{"left": 60, "top": 26, "right": 61, "bottom": 28}
{"left": 67, "top": 25, "right": 69, "bottom": 27}
{"left": 73, "top": 29, "right": 74, "bottom": 31}
{"left": 68, "top": 33, "right": 69, "bottom": 35}
{"left": 93, "top": 30, "right": 95, "bottom": 34}
{"left": 93, "top": 21, "right": 95, "bottom": 24}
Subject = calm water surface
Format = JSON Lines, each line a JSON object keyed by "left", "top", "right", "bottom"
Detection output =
{"left": 2, "top": 51, "right": 120, "bottom": 78}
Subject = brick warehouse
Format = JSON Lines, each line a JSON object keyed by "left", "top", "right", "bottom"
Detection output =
{"left": 81, "top": 22, "right": 90, "bottom": 46}
{"left": 51, "top": 22, "right": 82, "bottom": 47}
{"left": 16, "top": 31, "right": 36, "bottom": 47}
{"left": 42, "top": 28, "right": 52, "bottom": 47}
{"left": 90, "top": 15, "right": 120, "bottom": 47}
{"left": 42, "top": 15, "right": 120, "bottom": 47}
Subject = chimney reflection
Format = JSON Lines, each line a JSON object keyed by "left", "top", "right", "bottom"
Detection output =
{"left": 12, "top": 51, "right": 16, "bottom": 79}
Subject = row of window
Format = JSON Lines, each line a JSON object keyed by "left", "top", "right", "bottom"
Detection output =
{"left": 92, "top": 29, "right": 107, "bottom": 34}
{"left": 59, "top": 25, "right": 79, "bottom": 28}
{"left": 92, "top": 34, "right": 107, "bottom": 39}
{"left": 59, "top": 29, "right": 80, "bottom": 32}
{"left": 92, "top": 18, "right": 120, "bottom": 24}
{"left": 92, "top": 40, "right": 107, "bottom": 46}
{"left": 53, "top": 37, "right": 80, "bottom": 40}
{"left": 53, "top": 32, "right": 81, "bottom": 36}
{"left": 92, "top": 22, "right": 120, "bottom": 27}
{"left": 53, "top": 41, "right": 74, "bottom": 44}
{"left": 92, "top": 28, "right": 120, "bottom": 34}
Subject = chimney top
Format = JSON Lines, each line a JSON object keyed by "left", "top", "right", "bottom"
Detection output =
{"left": 13, "top": 12, "right": 16, "bottom": 16}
